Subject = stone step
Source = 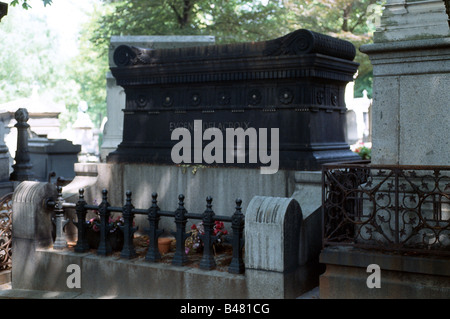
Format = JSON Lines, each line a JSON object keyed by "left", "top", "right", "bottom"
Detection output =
{"left": 0, "top": 286, "right": 81, "bottom": 299}
{"left": 0, "top": 285, "right": 137, "bottom": 299}
{"left": 296, "top": 286, "right": 320, "bottom": 299}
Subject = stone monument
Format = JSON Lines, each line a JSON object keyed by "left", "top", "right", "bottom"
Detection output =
{"left": 319, "top": 0, "right": 450, "bottom": 298}
{"left": 360, "top": 0, "right": 450, "bottom": 165}
{"left": 100, "top": 35, "right": 216, "bottom": 161}
{"left": 107, "top": 29, "right": 360, "bottom": 170}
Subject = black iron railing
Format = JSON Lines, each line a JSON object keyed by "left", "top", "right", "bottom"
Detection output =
{"left": 47, "top": 187, "right": 245, "bottom": 274}
{"left": 322, "top": 162, "right": 450, "bottom": 256}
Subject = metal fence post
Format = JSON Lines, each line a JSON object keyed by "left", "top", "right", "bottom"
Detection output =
{"left": 74, "top": 188, "right": 89, "bottom": 252}
{"left": 172, "top": 194, "right": 188, "bottom": 266}
{"left": 53, "top": 186, "right": 69, "bottom": 250}
{"left": 10, "top": 108, "right": 34, "bottom": 181}
{"left": 145, "top": 192, "right": 163, "bottom": 262}
{"left": 97, "top": 189, "right": 112, "bottom": 256}
{"left": 228, "top": 198, "right": 245, "bottom": 274}
{"left": 199, "top": 196, "right": 217, "bottom": 270}
{"left": 120, "top": 191, "right": 137, "bottom": 259}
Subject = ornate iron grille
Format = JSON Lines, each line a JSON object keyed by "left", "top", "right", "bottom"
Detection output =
{"left": 322, "top": 162, "right": 450, "bottom": 255}
{"left": 0, "top": 193, "right": 12, "bottom": 270}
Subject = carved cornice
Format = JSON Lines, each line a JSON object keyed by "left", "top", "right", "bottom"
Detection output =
{"left": 111, "top": 54, "right": 358, "bottom": 88}
{"left": 113, "top": 29, "right": 356, "bottom": 68}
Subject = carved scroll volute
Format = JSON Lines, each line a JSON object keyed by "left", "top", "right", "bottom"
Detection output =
{"left": 263, "top": 29, "right": 356, "bottom": 61}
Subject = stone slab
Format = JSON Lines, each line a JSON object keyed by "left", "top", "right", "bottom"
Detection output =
{"left": 24, "top": 249, "right": 247, "bottom": 299}
{"left": 360, "top": 37, "right": 450, "bottom": 165}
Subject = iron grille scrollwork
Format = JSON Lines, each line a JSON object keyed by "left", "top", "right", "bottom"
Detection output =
{"left": 0, "top": 193, "right": 12, "bottom": 270}
{"left": 323, "top": 163, "right": 450, "bottom": 255}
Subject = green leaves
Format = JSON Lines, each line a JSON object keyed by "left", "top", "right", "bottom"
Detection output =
{"left": 10, "top": 0, "right": 52, "bottom": 9}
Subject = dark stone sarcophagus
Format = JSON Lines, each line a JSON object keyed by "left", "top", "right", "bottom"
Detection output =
{"left": 107, "top": 29, "right": 360, "bottom": 171}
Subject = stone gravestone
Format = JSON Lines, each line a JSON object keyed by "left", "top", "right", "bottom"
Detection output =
{"left": 28, "top": 137, "right": 81, "bottom": 182}
{"left": 100, "top": 36, "right": 216, "bottom": 161}
{"left": 245, "top": 196, "right": 320, "bottom": 298}
{"left": 107, "top": 29, "right": 360, "bottom": 171}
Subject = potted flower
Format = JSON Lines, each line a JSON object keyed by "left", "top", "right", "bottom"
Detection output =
{"left": 158, "top": 237, "right": 174, "bottom": 255}
{"left": 185, "top": 221, "right": 228, "bottom": 255}
{"left": 86, "top": 215, "right": 125, "bottom": 251}
{"left": 352, "top": 142, "right": 371, "bottom": 160}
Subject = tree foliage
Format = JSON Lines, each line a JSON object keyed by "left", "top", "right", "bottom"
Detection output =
{"left": 10, "top": 0, "right": 52, "bottom": 10}
{"left": 3, "top": 0, "right": 384, "bottom": 132}
{"left": 81, "top": 0, "right": 382, "bottom": 117}
{"left": 0, "top": 5, "right": 65, "bottom": 103}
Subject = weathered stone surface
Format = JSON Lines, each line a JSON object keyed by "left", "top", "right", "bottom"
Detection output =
{"left": 244, "top": 196, "right": 322, "bottom": 298}
{"left": 374, "top": 0, "right": 450, "bottom": 42}
{"left": 11, "top": 181, "right": 57, "bottom": 289}
{"left": 245, "top": 196, "right": 302, "bottom": 272}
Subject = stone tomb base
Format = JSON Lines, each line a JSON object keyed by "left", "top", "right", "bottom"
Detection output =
{"left": 319, "top": 246, "right": 450, "bottom": 299}
{"left": 11, "top": 165, "right": 325, "bottom": 298}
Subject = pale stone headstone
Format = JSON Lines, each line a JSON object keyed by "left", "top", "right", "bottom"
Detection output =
{"left": 244, "top": 196, "right": 320, "bottom": 298}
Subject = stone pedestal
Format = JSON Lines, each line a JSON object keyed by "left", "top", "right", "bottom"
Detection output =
{"left": 360, "top": 38, "right": 450, "bottom": 165}
{"left": 360, "top": 0, "right": 450, "bottom": 165}
{"left": 319, "top": 0, "right": 450, "bottom": 299}
{"left": 100, "top": 36, "right": 215, "bottom": 161}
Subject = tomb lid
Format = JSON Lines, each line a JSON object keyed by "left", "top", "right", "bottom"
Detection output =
{"left": 113, "top": 29, "right": 357, "bottom": 67}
